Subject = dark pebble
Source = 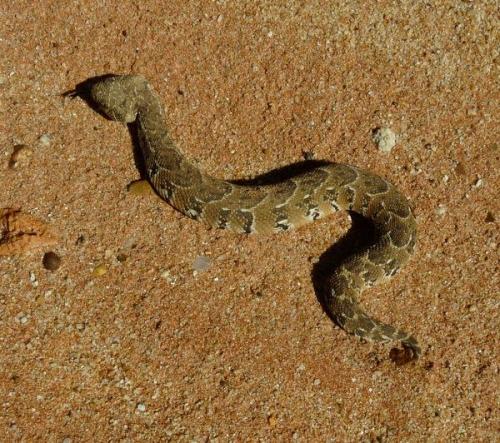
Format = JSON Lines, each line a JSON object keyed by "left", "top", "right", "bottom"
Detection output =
{"left": 42, "top": 251, "right": 61, "bottom": 271}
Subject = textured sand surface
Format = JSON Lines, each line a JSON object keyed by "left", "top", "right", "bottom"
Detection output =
{"left": 1, "top": 1, "right": 498, "bottom": 441}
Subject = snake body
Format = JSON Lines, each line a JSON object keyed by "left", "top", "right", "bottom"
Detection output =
{"left": 85, "top": 75, "right": 420, "bottom": 358}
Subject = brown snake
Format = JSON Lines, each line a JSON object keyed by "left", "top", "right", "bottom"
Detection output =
{"left": 75, "top": 74, "right": 420, "bottom": 360}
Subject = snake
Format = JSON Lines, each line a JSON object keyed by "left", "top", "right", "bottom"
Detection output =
{"left": 75, "top": 74, "right": 420, "bottom": 359}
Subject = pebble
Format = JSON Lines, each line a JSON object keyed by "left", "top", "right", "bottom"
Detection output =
{"left": 372, "top": 127, "right": 396, "bottom": 153}
{"left": 473, "top": 177, "right": 484, "bottom": 188}
{"left": 29, "top": 271, "right": 38, "bottom": 287}
{"left": 127, "top": 179, "right": 154, "bottom": 196}
{"left": 267, "top": 413, "right": 277, "bottom": 427}
{"left": 116, "top": 253, "right": 127, "bottom": 262}
{"left": 161, "top": 269, "right": 177, "bottom": 284}
{"left": 16, "top": 312, "right": 28, "bottom": 324}
{"left": 93, "top": 264, "right": 107, "bottom": 276}
{"left": 42, "top": 251, "right": 61, "bottom": 271}
{"left": 435, "top": 205, "right": 447, "bottom": 216}
{"left": 136, "top": 403, "right": 146, "bottom": 412}
{"left": 192, "top": 255, "right": 212, "bottom": 273}
{"left": 38, "top": 134, "right": 52, "bottom": 147}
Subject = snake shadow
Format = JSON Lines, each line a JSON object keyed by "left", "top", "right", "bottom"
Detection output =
{"left": 67, "top": 75, "right": 377, "bottom": 332}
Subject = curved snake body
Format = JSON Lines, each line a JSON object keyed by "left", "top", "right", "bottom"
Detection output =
{"left": 85, "top": 75, "right": 420, "bottom": 358}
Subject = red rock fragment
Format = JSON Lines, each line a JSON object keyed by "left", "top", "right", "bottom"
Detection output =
{"left": 0, "top": 208, "right": 58, "bottom": 256}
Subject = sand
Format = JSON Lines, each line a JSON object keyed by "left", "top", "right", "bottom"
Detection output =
{"left": 1, "top": 1, "right": 498, "bottom": 441}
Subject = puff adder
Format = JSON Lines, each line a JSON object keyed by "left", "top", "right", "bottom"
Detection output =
{"left": 81, "top": 74, "right": 420, "bottom": 359}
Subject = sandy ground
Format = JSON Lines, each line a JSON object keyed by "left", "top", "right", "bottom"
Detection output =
{"left": 1, "top": 1, "right": 498, "bottom": 441}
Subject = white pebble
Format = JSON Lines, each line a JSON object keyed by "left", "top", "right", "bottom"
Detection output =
{"left": 38, "top": 134, "right": 52, "bottom": 147}
{"left": 29, "top": 271, "right": 38, "bottom": 287}
{"left": 16, "top": 312, "right": 28, "bottom": 324}
{"left": 160, "top": 269, "right": 177, "bottom": 284}
{"left": 435, "top": 205, "right": 447, "bottom": 216}
{"left": 372, "top": 127, "right": 396, "bottom": 153}
{"left": 473, "top": 178, "right": 484, "bottom": 188}
{"left": 136, "top": 403, "right": 146, "bottom": 412}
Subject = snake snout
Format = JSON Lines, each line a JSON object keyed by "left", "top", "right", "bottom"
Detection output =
{"left": 89, "top": 75, "right": 147, "bottom": 123}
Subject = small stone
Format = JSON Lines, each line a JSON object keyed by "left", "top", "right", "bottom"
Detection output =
{"left": 485, "top": 212, "right": 495, "bottom": 223}
{"left": 29, "top": 271, "right": 38, "bottom": 287}
{"left": 42, "top": 251, "right": 61, "bottom": 271}
{"left": 136, "top": 403, "right": 146, "bottom": 412}
{"left": 0, "top": 208, "right": 58, "bottom": 256}
{"left": 435, "top": 205, "right": 447, "bottom": 216}
{"left": 16, "top": 312, "right": 28, "bottom": 324}
{"left": 455, "top": 162, "right": 466, "bottom": 175}
{"left": 93, "top": 264, "right": 107, "bottom": 276}
{"left": 372, "top": 127, "right": 396, "bottom": 153}
{"left": 473, "top": 177, "right": 484, "bottom": 188}
{"left": 116, "top": 253, "right": 127, "bottom": 262}
{"left": 267, "top": 413, "right": 277, "bottom": 427}
{"left": 127, "top": 179, "right": 154, "bottom": 196}
{"left": 76, "top": 323, "right": 86, "bottom": 332}
{"left": 192, "top": 255, "right": 211, "bottom": 273}
{"left": 8, "top": 144, "right": 33, "bottom": 168}
{"left": 38, "top": 134, "right": 52, "bottom": 147}
{"left": 161, "top": 269, "right": 177, "bottom": 284}
{"left": 389, "top": 346, "right": 417, "bottom": 365}
{"left": 302, "top": 150, "right": 315, "bottom": 160}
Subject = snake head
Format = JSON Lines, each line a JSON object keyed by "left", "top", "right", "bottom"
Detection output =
{"left": 66, "top": 74, "right": 149, "bottom": 124}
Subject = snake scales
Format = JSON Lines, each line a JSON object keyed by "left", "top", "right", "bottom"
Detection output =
{"left": 77, "top": 74, "right": 420, "bottom": 359}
